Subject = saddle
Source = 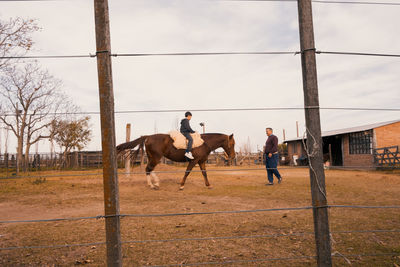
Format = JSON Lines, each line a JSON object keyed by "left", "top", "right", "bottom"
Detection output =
{"left": 169, "top": 130, "right": 204, "bottom": 150}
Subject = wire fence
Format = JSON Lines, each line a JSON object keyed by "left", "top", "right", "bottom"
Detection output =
{"left": 2, "top": 164, "right": 398, "bottom": 180}
{"left": 1, "top": 204, "right": 400, "bottom": 225}
{"left": 1, "top": 0, "right": 400, "bottom": 266}
{"left": 1, "top": 106, "right": 400, "bottom": 117}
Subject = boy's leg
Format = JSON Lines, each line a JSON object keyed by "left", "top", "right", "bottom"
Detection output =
{"left": 183, "top": 133, "right": 193, "bottom": 152}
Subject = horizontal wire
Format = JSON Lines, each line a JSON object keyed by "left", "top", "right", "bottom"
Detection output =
{"left": 0, "top": 241, "right": 106, "bottom": 251}
{"left": 0, "top": 207, "right": 314, "bottom": 224}
{"left": 0, "top": 215, "right": 105, "bottom": 224}
{"left": 219, "top": 0, "right": 400, "bottom": 5}
{"left": 1, "top": 106, "right": 399, "bottom": 117}
{"left": 318, "top": 50, "right": 400, "bottom": 57}
{"left": 0, "top": 167, "right": 294, "bottom": 180}
{"left": 2, "top": 49, "right": 400, "bottom": 61}
{"left": 120, "top": 206, "right": 314, "bottom": 218}
{"left": 2, "top": 205, "right": 400, "bottom": 224}
{"left": 329, "top": 204, "right": 400, "bottom": 209}
{"left": 112, "top": 51, "right": 295, "bottom": 57}
{"left": 1, "top": 229, "right": 399, "bottom": 251}
{"left": 2, "top": 164, "right": 399, "bottom": 181}
{"left": 2, "top": 0, "right": 400, "bottom": 5}
{"left": 312, "top": 0, "right": 400, "bottom": 5}
{"left": 0, "top": 51, "right": 295, "bottom": 60}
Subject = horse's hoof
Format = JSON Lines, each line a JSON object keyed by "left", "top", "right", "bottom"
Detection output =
{"left": 153, "top": 186, "right": 159, "bottom": 190}
{"left": 207, "top": 185, "right": 213, "bottom": 189}
{"left": 179, "top": 186, "right": 184, "bottom": 190}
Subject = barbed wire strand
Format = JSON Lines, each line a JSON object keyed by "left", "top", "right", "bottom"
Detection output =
{"left": 1, "top": 164, "right": 398, "bottom": 181}
{"left": 2, "top": 50, "right": 400, "bottom": 61}
{"left": 317, "top": 50, "right": 400, "bottom": 57}
{"left": 219, "top": 0, "right": 400, "bottom": 6}
{"left": 1, "top": 205, "right": 400, "bottom": 224}
{"left": 0, "top": 207, "right": 313, "bottom": 224}
{"left": 1, "top": 106, "right": 399, "bottom": 117}
{"left": 2, "top": 0, "right": 400, "bottom": 5}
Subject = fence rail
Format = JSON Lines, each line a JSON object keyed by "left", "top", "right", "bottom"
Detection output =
{"left": 374, "top": 146, "right": 400, "bottom": 167}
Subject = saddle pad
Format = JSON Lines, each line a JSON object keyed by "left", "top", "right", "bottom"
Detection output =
{"left": 169, "top": 130, "right": 204, "bottom": 150}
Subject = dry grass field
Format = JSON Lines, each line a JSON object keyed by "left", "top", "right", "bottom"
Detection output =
{"left": 0, "top": 165, "right": 399, "bottom": 266}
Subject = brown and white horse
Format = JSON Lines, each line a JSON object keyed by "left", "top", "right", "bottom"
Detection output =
{"left": 116, "top": 133, "right": 235, "bottom": 190}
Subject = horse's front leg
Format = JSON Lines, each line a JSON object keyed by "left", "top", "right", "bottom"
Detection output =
{"left": 199, "top": 161, "right": 212, "bottom": 189}
{"left": 179, "top": 161, "right": 197, "bottom": 190}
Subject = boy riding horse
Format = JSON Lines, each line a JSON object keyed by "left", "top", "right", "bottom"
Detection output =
{"left": 180, "top": 111, "right": 195, "bottom": 160}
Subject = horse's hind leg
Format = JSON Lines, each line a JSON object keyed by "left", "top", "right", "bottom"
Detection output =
{"left": 145, "top": 159, "right": 159, "bottom": 189}
{"left": 199, "top": 161, "right": 212, "bottom": 189}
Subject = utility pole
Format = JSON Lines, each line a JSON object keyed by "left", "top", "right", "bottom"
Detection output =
{"left": 94, "top": 0, "right": 122, "bottom": 266}
{"left": 297, "top": 0, "right": 332, "bottom": 266}
{"left": 125, "top": 123, "right": 131, "bottom": 174}
{"left": 296, "top": 121, "right": 299, "bottom": 138}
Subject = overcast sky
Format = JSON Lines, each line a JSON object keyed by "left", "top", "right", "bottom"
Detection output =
{"left": 0, "top": 0, "right": 399, "bottom": 153}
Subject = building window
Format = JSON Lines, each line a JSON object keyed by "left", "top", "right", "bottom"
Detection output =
{"left": 349, "top": 130, "right": 372, "bottom": 154}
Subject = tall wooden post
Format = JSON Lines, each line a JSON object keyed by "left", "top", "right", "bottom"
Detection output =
{"left": 125, "top": 123, "right": 131, "bottom": 173}
{"left": 297, "top": 0, "right": 332, "bottom": 266}
{"left": 94, "top": 0, "right": 122, "bottom": 266}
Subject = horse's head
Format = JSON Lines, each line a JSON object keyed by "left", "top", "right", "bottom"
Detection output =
{"left": 223, "top": 134, "right": 236, "bottom": 160}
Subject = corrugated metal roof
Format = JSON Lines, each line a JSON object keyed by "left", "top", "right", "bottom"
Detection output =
{"left": 284, "top": 119, "right": 400, "bottom": 143}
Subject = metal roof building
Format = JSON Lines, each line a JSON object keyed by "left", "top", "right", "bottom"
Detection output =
{"left": 284, "top": 120, "right": 400, "bottom": 168}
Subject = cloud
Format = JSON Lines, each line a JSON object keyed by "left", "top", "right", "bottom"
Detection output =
{"left": 0, "top": 0, "right": 398, "bottom": 153}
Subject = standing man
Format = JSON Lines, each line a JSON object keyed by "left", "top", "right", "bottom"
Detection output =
{"left": 180, "top": 111, "right": 195, "bottom": 160}
{"left": 264, "top": 127, "right": 282, "bottom": 185}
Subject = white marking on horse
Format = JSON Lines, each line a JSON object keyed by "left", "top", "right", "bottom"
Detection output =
{"left": 146, "top": 174, "right": 154, "bottom": 188}
{"left": 151, "top": 171, "right": 160, "bottom": 187}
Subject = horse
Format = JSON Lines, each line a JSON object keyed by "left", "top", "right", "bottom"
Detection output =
{"left": 116, "top": 133, "right": 236, "bottom": 190}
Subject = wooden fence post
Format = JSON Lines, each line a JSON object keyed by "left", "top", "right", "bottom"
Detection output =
{"left": 94, "top": 0, "right": 122, "bottom": 266}
{"left": 297, "top": 0, "right": 332, "bottom": 266}
{"left": 125, "top": 123, "right": 131, "bottom": 173}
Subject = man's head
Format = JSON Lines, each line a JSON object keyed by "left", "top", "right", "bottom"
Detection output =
{"left": 185, "top": 111, "right": 192, "bottom": 120}
{"left": 266, "top": 127, "right": 273, "bottom": 136}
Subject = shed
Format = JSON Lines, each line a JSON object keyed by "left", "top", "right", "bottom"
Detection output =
{"left": 284, "top": 119, "right": 400, "bottom": 168}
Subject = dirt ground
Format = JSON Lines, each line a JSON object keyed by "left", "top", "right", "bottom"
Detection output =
{"left": 0, "top": 165, "right": 399, "bottom": 266}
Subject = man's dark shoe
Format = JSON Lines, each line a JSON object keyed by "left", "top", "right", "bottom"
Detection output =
{"left": 266, "top": 182, "right": 274, "bottom": 186}
{"left": 278, "top": 177, "right": 282, "bottom": 184}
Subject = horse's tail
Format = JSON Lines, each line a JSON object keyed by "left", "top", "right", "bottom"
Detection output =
{"left": 116, "top": 135, "right": 148, "bottom": 152}
{"left": 116, "top": 136, "right": 148, "bottom": 163}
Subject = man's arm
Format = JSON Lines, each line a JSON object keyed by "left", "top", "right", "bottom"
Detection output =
{"left": 272, "top": 136, "right": 278, "bottom": 153}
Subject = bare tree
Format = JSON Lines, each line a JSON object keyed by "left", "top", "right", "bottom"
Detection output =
{"left": 0, "top": 62, "right": 70, "bottom": 172}
{"left": 50, "top": 116, "right": 91, "bottom": 167}
{"left": 0, "top": 17, "right": 39, "bottom": 71}
{"left": 240, "top": 136, "right": 252, "bottom": 154}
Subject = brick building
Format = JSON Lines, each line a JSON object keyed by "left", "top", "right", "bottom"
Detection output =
{"left": 284, "top": 120, "right": 400, "bottom": 168}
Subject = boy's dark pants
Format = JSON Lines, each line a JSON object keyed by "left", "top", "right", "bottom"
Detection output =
{"left": 182, "top": 132, "right": 193, "bottom": 153}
